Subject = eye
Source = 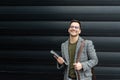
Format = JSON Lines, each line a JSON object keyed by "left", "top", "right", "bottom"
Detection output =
{"left": 70, "top": 26, "right": 80, "bottom": 29}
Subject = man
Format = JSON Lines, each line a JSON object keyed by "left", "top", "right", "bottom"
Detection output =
{"left": 55, "top": 20, "right": 98, "bottom": 80}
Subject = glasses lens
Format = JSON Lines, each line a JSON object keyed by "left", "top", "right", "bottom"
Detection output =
{"left": 70, "top": 26, "right": 79, "bottom": 29}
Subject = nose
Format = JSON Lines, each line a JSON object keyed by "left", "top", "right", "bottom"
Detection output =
{"left": 71, "top": 27, "right": 77, "bottom": 30}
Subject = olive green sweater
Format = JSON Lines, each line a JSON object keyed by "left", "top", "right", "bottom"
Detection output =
{"left": 68, "top": 42, "right": 77, "bottom": 79}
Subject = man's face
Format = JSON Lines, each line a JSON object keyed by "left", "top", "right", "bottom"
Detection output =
{"left": 68, "top": 22, "right": 81, "bottom": 37}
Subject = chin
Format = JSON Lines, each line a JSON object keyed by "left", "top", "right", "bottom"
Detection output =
{"left": 70, "top": 34, "right": 78, "bottom": 37}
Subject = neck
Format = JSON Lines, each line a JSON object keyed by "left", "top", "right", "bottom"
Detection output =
{"left": 69, "top": 36, "right": 79, "bottom": 44}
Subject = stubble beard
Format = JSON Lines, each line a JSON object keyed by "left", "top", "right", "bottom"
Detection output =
{"left": 70, "top": 34, "right": 79, "bottom": 37}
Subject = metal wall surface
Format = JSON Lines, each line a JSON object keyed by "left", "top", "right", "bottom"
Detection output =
{"left": 0, "top": 0, "right": 120, "bottom": 80}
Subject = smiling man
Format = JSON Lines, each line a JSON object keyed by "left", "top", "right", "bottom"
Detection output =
{"left": 55, "top": 19, "right": 98, "bottom": 80}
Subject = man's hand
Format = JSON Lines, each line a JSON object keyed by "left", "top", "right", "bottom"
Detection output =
{"left": 73, "top": 62, "right": 83, "bottom": 70}
{"left": 54, "top": 56, "right": 64, "bottom": 65}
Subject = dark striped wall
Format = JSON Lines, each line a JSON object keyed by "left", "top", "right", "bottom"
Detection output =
{"left": 0, "top": 0, "right": 120, "bottom": 80}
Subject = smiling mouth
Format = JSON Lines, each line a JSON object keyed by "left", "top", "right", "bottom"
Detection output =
{"left": 72, "top": 30, "right": 77, "bottom": 32}
{"left": 70, "top": 29, "right": 76, "bottom": 31}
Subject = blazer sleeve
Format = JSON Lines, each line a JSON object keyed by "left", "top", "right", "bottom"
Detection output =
{"left": 57, "top": 43, "right": 67, "bottom": 69}
{"left": 81, "top": 40, "right": 98, "bottom": 71}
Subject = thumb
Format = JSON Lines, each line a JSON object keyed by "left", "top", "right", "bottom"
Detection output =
{"left": 73, "top": 63, "right": 76, "bottom": 66}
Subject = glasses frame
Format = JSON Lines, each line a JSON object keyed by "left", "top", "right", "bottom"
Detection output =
{"left": 70, "top": 26, "right": 80, "bottom": 29}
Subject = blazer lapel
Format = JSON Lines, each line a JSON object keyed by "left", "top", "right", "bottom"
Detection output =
{"left": 64, "top": 40, "right": 70, "bottom": 64}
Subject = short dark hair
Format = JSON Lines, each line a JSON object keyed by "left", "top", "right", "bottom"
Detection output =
{"left": 69, "top": 19, "right": 81, "bottom": 29}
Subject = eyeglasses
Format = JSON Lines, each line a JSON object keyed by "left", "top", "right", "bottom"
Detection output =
{"left": 70, "top": 26, "right": 80, "bottom": 29}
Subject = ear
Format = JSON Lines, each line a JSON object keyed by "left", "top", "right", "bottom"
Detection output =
{"left": 79, "top": 29, "right": 81, "bottom": 34}
{"left": 68, "top": 28, "right": 70, "bottom": 33}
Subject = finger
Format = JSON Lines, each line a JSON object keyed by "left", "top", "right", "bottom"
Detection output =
{"left": 62, "top": 59, "right": 65, "bottom": 62}
{"left": 73, "top": 63, "right": 76, "bottom": 65}
{"left": 59, "top": 57, "right": 64, "bottom": 62}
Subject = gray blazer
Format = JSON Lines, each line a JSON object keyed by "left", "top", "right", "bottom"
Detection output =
{"left": 57, "top": 37, "right": 98, "bottom": 80}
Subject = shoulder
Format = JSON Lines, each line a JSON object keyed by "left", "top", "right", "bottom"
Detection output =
{"left": 85, "top": 40, "right": 93, "bottom": 44}
{"left": 61, "top": 40, "right": 68, "bottom": 46}
{"left": 84, "top": 39, "right": 94, "bottom": 47}
{"left": 80, "top": 37, "right": 93, "bottom": 44}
